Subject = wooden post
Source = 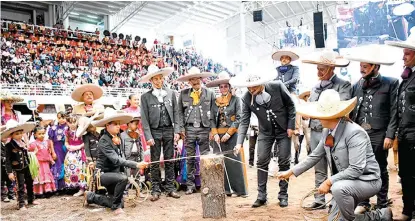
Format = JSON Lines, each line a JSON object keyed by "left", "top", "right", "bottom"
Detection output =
{"left": 200, "top": 156, "right": 226, "bottom": 219}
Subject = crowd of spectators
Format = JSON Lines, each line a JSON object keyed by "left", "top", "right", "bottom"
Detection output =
{"left": 0, "top": 21, "right": 231, "bottom": 91}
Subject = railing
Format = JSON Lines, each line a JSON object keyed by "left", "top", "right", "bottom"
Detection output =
{"left": 2, "top": 84, "right": 147, "bottom": 98}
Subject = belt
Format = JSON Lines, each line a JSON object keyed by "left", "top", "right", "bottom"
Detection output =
{"left": 186, "top": 122, "right": 204, "bottom": 128}
{"left": 310, "top": 127, "right": 323, "bottom": 132}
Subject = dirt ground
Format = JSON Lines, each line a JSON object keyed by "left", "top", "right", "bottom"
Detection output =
{"left": 1, "top": 146, "right": 403, "bottom": 221}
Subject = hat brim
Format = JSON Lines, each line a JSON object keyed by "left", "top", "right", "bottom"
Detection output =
{"left": 345, "top": 56, "right": 395, "bottom": 66}
{"left": 176, "top": 73, "right": 215, "bottom": 82}
{"left": 299, "top": 91, "right": 311, "bottom": 100}
{"left": 91, "top": 114, "right": 133, "bottom": 127}
{"left": 302, "top": 58, "right": 350, "bottom": 67}
{"left": 229, "top": 75, "right": 271, "bottom": 88}
{"left": 0, "top": 95, "right": 24, "bottom": 102}
{"left": 1, "top": 123, "right": 36, "bottom": 139}
{"left": 385, "top": 41, "right": 415, "bottom": 51}
{"left": 75, "top": 113, "right": 103, "bottom": 137}
{"left": 206, "top": 79, "right": 230, "bottom": 87}
{"left": 272, "top": 51, "right": 299, "bottom": 61}
{"left": 139, "top": 68, "right": 174, "bottom": 83}
{"left": 71, "top": 84, "right": 104, "bottom": 102}
{"left": 296, "top": 97, "right": 357, "bottom": 120}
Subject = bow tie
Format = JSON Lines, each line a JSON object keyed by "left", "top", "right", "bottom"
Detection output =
{"left": 362, "top": 77, "right": 381, "bottom": 90}
{"left": 325, "top": 134, "right": 334, "bottom": 148}
{"left": 401, "top": 67, "right": 413, "bottom": 80}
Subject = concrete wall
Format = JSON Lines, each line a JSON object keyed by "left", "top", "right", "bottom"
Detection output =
{"left": 1, "top": 8, "right": 31, "bottom": 22}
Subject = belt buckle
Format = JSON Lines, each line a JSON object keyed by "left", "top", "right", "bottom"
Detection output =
{"left": 193, "top": 122, "right": 200, "bottom": 128}
{"left": 361, "top": 123, "right": 372, "bottom": 130}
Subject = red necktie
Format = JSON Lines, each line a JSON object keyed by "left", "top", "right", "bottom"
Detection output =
{"left": 325, "top": 134, "right": 334, "bottom": 148}
{"left": 401, "top": 67, "right": 412, "bottom": 80}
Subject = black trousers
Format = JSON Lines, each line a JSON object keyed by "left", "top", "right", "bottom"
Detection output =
{"left": 184, "top": 126, "right": 210, "bottom": 190}
{"left": 87, "top": 172, "right": 128, "bottom": 210}
{"left": 398, "top": 129, "right": 415, "bottom": 218}
{"left": 249, "top": 127, "right": 258, "bottom": 165}
{"left": 15, "top": 167, "right": 34, "bottom": 208}
{"left": 358, "top": 129, "right": 389, "bottom": 208}
{"left": 150, "top": 126, "right": 175, "bottom": 194}
{"left": 1, "top": 164, "right": 15, "bottom": 199}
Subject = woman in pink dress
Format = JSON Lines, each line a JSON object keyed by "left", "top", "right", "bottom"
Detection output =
{"left": 29, "top": 126, "right": 57, "bottom": 197}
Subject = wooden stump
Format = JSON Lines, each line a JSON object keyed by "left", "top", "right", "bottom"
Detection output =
{"left": 200, "top": 156, "right": 226, "bottom": 219}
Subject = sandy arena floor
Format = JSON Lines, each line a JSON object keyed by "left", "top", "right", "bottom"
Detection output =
{"left": 1, "top": 145, "right": 403, "bottom": 221}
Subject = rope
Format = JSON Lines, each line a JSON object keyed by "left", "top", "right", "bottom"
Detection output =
{"left": 299, "top": 189, "right": 340, "bottom": 221}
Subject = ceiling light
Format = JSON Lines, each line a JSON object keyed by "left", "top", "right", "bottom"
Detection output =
{"left": 87, "top": 15, "right": 98, "bottom": 19}
{"left": 70, "top": 12, "right": 79, "bottom": 16}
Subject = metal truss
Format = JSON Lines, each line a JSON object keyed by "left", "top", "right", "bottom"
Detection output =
{"left": 110, "top": 1, "right": 148, "bottom": 33}
{"left": 61, "top": 1, "right": 77, "bottom": 21}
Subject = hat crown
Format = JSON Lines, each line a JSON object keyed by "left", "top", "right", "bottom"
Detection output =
{"left": 187, "top": 67, "right": 202, "bottom": 75}
{"left": 102, "top": 108, "right": 122, "bottom": 119}
{"left": 319, "top": 51, "right": 340, "bottom": 65}
{"left": 147, "top": 64, "right": 161, "bottom": 75}
{"left": 217, "top": 71, "right": 230, "bottom": 80}
{"left": 317, "top": 89, "right": 341, "bottom": 113}
{"left": 5, "top": 120, "right": 19, "bottom": 130}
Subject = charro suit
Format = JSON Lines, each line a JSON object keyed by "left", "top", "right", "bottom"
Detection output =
{"left": 293, "top": 119, "right": 384, "bottom": 221}
{"left": 237, "top": 81, "right": 296, "bottom": 201}
{"left": 308, "top": 74, "right": 352, "bottom": 204}
{"left": 275, "top": 65, "right": 300, "bottom": 93}
{"left": 350, "top": 75, "right": 399, "bottom": 208}
{"left": 140, "top": 87, "right": 179, "bottom": 194}
{"left": 178, "top": 87, "right": 215, "bottom": 190}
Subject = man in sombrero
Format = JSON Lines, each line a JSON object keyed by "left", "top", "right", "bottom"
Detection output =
{"left": 386, "top": 32, "right": 415, "bottom": 221}
{"left": 277, "top": 89, "right": 393, "bottom": 221}
{"left": 140, "top": 65, "right": 181, "bottom": 200}
{"left": 230, "top": 69, "right": 296, "bottom": 208}
{"left": 344, "top": 44, "right": 399, "bottom": 214}
{"left": 71, "top": 83, "right": 105, "bottom": 117}
{"left": 176, "top": 67, "right": 215, "bottom": 195}
{"left": 272, "top": 49, "right": 300, "bottom": 94}
{"left": 84, "top": 108, "right": 147, "bottom": 215}
{"left": 302, "top": 50, "right": 352, "bottom": 209}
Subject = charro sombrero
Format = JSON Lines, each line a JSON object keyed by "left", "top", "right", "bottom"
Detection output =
{"left": 206, "top": 71, "right": 231, "bottom": 87}
{"left": 1, "top": 120, "right": 36, "bottom": 139}
{"left": 345, "top": 44, "right": 396, "bottom": 66}
{"left": 272, "top": 50, "right": 299, "bottom": 61}
{"left": 229, "top": 71, "right": 273, "bottom": 88}
{"left": 386, "top": 33, "right": 415, "bottom": 51}
{"left": 139, "top": 64, "right": 174, "bottom": 83}
{"left": 91, "top": 108, "right": 133, "bottom": 127}
{"left": 302, "top": 50, "right": 350, "bottom": 67}
{"left": 176, "top": 67, "right": 215, "bottom": 82}
{"left": 0, "top": 91, "right": 24, "bottom": 102}
{"left": 76, "top": 110, "right": 104, "bottom": 137}
{"left": 393, "top": 2, "right": 415, "bottom": 16}
{"left": 71, "top": 84, "right": 104, "bottom": 102}
{"left": 296, "top": 89, "right": 357, "bottom": 120}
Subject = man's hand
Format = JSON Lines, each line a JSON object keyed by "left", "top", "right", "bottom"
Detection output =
{"left": 146, "top": 139, "right": 155, "bottom": 146}
{"left": 276, "top": 170, "right": 293, "bottom": 180}
{"left": 214, "top": 134, "right": 220, "bottom": 144}
{"left": 8, "top": 173, "right": 15, "bottom": 182}
{"left": 221, "top": 133, "right": 231, "bottom": 143}
{"left": 318, "top": 179, "right": 332, "bottom": 194}
{"left": 383, "top": 138, "right": 393, "bottom": 150}
{"left": 233, "top": 144, "right": 242, "bottom": 156}
{"left": 137, "top": 162, "right": 148, "bottom": 169}
{"left": 287, "top": 129, "right": 294, "bottom": 138}
{"left": 174, "top": 134, "right": 180, "bottom": 143}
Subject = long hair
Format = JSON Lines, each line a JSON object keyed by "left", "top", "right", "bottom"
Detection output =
{"left": 66, "top": 114, "right": 78, "bottom": 140}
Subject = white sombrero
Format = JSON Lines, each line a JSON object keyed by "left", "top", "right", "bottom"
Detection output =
{"left": 139, "top": 64, "right": 174, "bottom": 83}
{"left": 302, "top": 50, "right": 350, "bottom": 67}
{"left": 71, "top": 84, "right": 104, "bottom": 102}
{"left": 393, "top": 3, "right": 415, "bottom": 16}
{"left": 76, "top": 110, "right": 104, "bottom": 137}
{"left": 1, "top": 120, "right": 36, "bottom": 139}
{"left": 344, "top": 44, "right": 396, "bottom": 66}
{"left": 206, "top": 71, "right": 231, "bottom": 87}
{"left": 176, "top": 67, "right": 215, "bottom": 82}
{"left": 91, "top": 108, "right": 133, "bottom": 127}
{"left": 0, "top": 91, "right": 24, "bottom": 102}
{"left": 296, "top": 89, "right": 357, "bottom": 120}
{"left": 298, "top": 91, "right": 311, "bottom": 100}
{"left": 272, "top": 50, "right": 300, "bottom": 61}
{"left": 386, "top": 33, "right": 415, "bottom": 51}
{"left": 229, "top": 71, "right": 273, "bottom": 88}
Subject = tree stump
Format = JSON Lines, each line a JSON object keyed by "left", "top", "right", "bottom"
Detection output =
{"left": 200, "top": 156, "right": 226, "bottom": 218}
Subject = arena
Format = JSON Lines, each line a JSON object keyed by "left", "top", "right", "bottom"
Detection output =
{"left": 1, "top": 1, "right": 415, "bottom": 221}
